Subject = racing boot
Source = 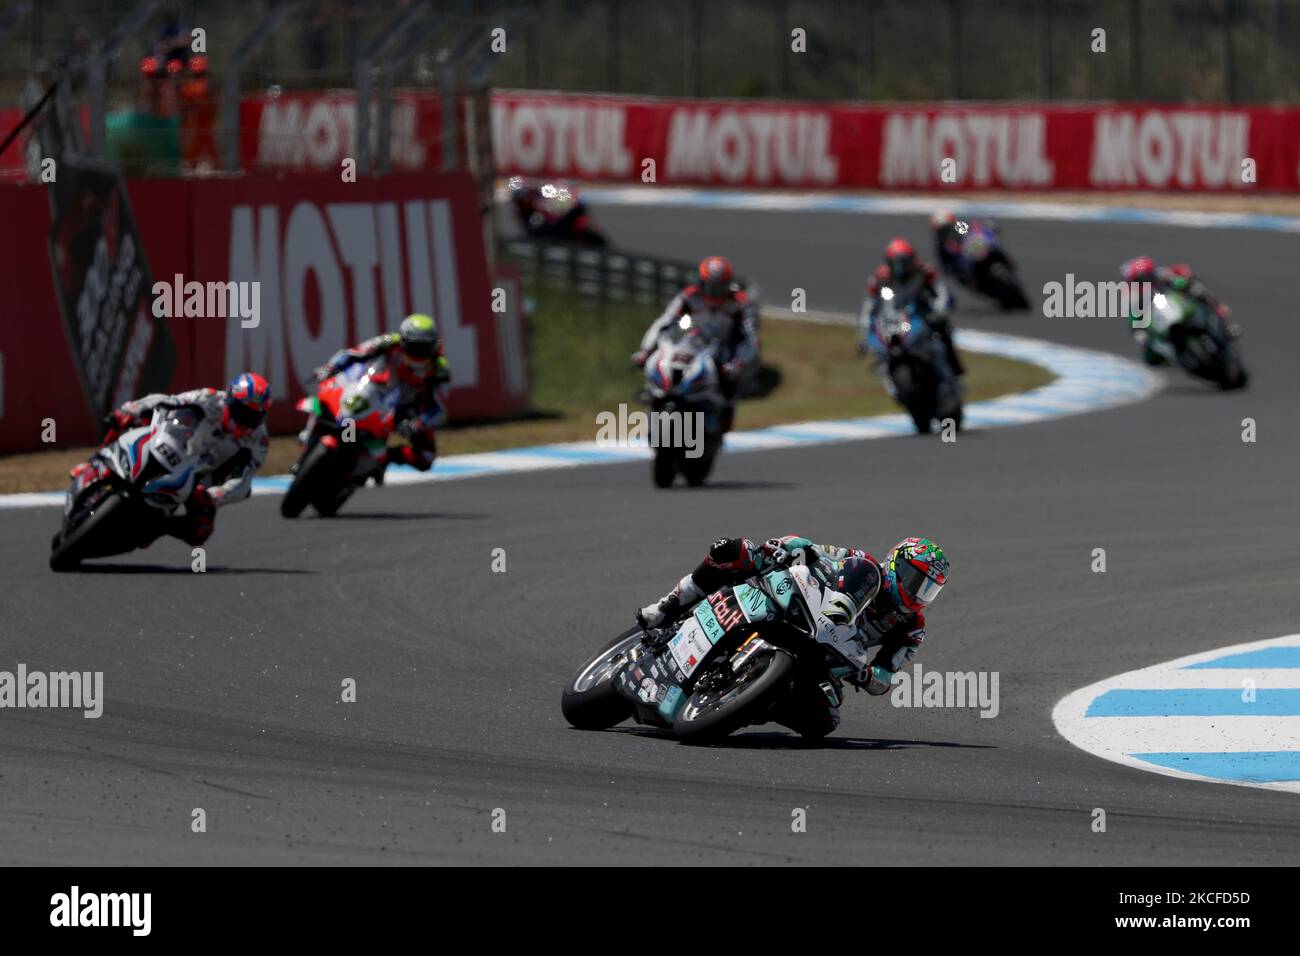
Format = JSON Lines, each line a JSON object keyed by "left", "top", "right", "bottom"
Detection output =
{"left": 635, "top": 574, "right": 706, "bottom": 641}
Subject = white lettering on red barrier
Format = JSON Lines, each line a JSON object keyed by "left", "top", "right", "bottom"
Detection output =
{"left": 238, "top": 90, "right": 1300, "bottom": 192}
{"left": 664, "top": 108, "right": 837, "bottom": 185}
{"left": 257, "top": 96, "right": 427, "bottom": 171}
{"left": 1089, "top": 111, "right": 1249, "bottom": 188}
{"left": 880, "top": 112, "right": 1054, "bottom": 188}
{"left": 224, "top": 200, "right": 477, "bottom": 393}
{"left": 490, "top": 101, "right": 633, "bottom": 178}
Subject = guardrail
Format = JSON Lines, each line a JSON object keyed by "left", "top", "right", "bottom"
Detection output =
{"left": 500, "top": 236, "right": 758, "bottom": 308}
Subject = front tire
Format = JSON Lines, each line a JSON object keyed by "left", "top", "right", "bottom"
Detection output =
{"left": 892, "top": 364, "right": 932, "bottom": 433}
{"left": 986, "top": 261, "right": 1029, "bottom": 310}
{"left": 673, "top": 649, "right": 796, "bottom": 744}
{"left": 281, "top": 442, "right": 344, "bottom": 518}
{"left": 680, "top": 446, "right": 717, "bottom": 487}
{"left": 1214, "top": 342, "right": 1249, "bottom": 390}
{"left": 652, "top": 449, "right": 677, "bottom": 488}
{"left": 49, "top": 494, "right": 127, "bottom": 571}
{"left": 561, "top": 627, "right": 643, "bottom": 730}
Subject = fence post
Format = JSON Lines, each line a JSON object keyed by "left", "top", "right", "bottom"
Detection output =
{"left": 1129, "top": 0, "right": 1142, "bottom": 98}
{"left": 86, "top": 0, "right": 159, "bottom": 159}
{"left": 1040, "top": 0, "right": 1053, "bottom": 99}
{"left": 774, "top": 0, "right": 788, "bottom": 96}
{"left": 221, "top": 2, "right": 300, "bottom": 174}
{"left": 1222, "top": 0, "right": 1236, "bottom": 103}
{"left": 607, "top": 0, "right": 620, "bottom": 92}
{"left": 862, "top": 0, "right": 873, "bottom": 98}
{"left": 949, "top": 0, "right": 962, "bottom": 99}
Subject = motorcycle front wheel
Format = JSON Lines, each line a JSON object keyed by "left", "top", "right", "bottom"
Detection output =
{"left": 281, "top": 442, "right": 349, "bottom": 518}
{"left": 673, "top": 648, "right": 796, "bottom": 744}
{"left": 652, "top": 448, "right": 677, "bottom": 488}
{"left": 49, "top": 493, "right": 129, "bottom": 571}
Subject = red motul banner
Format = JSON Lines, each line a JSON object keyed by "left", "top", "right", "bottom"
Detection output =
{"left": 490, "top": 93, "right": 1300, "bottom": 191}
{"left": 0, "top": 170, "right": 527, "bottom": 454}
{"left": 240, "top": 91, "right": 448, "bottom": 174}
{"left": 236, "top": 89, "right": 1300, "bottom": 192}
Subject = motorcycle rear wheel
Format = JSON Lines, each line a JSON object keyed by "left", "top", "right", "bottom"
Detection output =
{"left": 561, "top": 627, "right": 643, "bottom": 730}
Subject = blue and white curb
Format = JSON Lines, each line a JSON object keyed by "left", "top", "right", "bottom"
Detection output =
{"left": 577, "top": 185, "right": 1300, "bottom": 235}
{"left": 0, "top": 325, "right": 1159, "bottom": 510}
{"left": 1052, "top": 635, "right": 1300, "bottom": 794}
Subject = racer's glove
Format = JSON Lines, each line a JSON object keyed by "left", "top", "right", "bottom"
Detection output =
{"left": 722, "top": 359, "right": 743, "bottom": 382}
{"left": 101, "top": 409, "right": 137, "bottom": 443}
{"left": 856, "top": 665, "right": 894, "bottom": 696}
{"left": 631, "top": 350, "right": 649, "bottom": 368}
{"left": 760, "top": 537, "right": 794, "bottom": 568}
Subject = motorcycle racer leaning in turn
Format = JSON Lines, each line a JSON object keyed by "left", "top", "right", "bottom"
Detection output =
{"left": 1119, "top": 255, "right": 1239, "bottom": 366}
{"left": 636, "top": 534, "right": 949, "bottom": 736}
{"left": 633, "top": 256, "right": 760, "bottom": 430}
{"left": 84, "top": 372, "right": 273, "bottom": 546}
{"left": 861, "top": 237, "right": 965, "bottom": 378}
{"left": 309, "top": 313, "right": 451, "bottom": 476}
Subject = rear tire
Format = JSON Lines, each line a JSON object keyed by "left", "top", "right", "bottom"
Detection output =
{"left": 561, "top": 627, "right": 643, "bottom": 730}
{"left": 673, "top": 649, "right": 796, "bottom": 744}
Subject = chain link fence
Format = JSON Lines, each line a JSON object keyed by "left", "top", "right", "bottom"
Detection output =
{"left": 3, "top": 0, "right": 1299, "bottom": 109}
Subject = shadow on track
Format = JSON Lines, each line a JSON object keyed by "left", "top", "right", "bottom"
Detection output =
{"left": 605, "top": 726, "right": 993, "bottom": 750}
{"left": 314, "top": 511, "right": 490, "bottom": 521}
{"left": 694, "top": 480, "right": 797, "bottom": 491}
{"left": 66, "top": 563, "right": 315, "bottom": 575}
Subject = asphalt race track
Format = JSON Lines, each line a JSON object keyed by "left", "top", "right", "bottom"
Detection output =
{"left": 3, "top": 203, "right": 1299, "bottom": 865}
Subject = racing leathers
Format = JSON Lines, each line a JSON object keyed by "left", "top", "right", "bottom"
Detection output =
{"left": 100, "top": 388, "right": 269, "bottom": 544}
{"left": 637, "top": 535, "right": 927, "bottom": 737}
{"left": 1133, "top": 265, "right": 1236, "bottom": 366}
{"left": 934, "top": 219, "right": 986, "bottom": 284}
{"left": 635, "top": 283, "right": 760, "bottom": 401}
{"left": 312, "top": 333, "right": 451, "bottom": 472}
{"left": 861, "top": 262, "right": 964, "bottom": 377}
